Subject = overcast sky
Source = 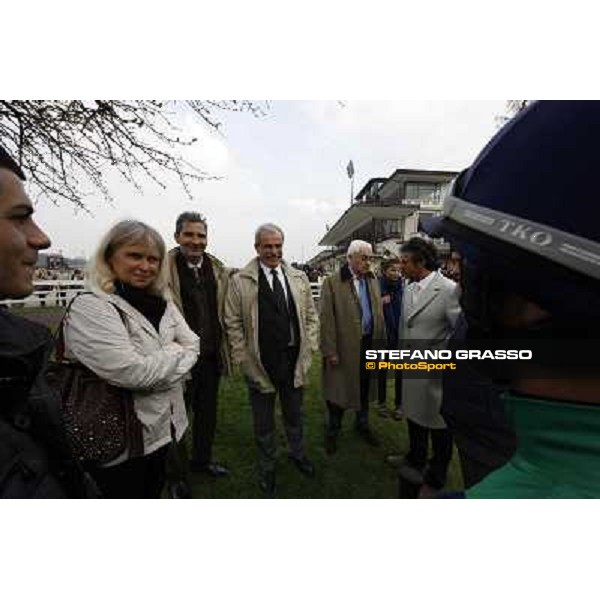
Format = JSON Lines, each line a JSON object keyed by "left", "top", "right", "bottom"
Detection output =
{"left": 33, "top": 100, "right": 507, "bottom": 267}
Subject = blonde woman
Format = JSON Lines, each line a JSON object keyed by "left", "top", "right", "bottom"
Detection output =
{"left": 63, "top": 220, "right": 199, "bottom": 498}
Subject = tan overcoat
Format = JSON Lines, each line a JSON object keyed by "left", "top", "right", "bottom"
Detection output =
{"left": 167, "top": 248, "right": 233, "bottom": 375}
{"left": 223, "top": 258, "right": 319, "bottom": 394}
{"left": 319, "top": 264, "right": 385, "bottom": 410}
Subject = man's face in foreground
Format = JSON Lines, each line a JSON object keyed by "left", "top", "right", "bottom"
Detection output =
{"left": 0, "top": 168, "right": 51, "bottom": 299}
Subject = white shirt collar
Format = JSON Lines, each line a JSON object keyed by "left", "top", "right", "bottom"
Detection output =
{"left": 186, "top": 256, "right": 203, "bottom": 270}
{"left": 259, "top": 261, "right": 283, "bottom": 278}
{"left": 348, "top": 265, "right": 365, "bottom": 280}
{"left": 413, "top": 270, "right": 436, "bottom": 291}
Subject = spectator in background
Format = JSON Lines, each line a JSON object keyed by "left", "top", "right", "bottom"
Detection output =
{"left": 63, "top": 220, "right": 199, "bottom": 498}
{"left": 441, "top": 251, "right": 461, "bottom": 283}
{"left": 377, "top": 257, "right": 404, "bottom": 420}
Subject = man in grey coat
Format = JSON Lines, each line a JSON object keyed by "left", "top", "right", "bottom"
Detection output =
{"left": 386, "top": 238, "right": 461, "bottom": 496}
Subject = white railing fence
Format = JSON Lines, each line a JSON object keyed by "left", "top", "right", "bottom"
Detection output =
{"left": 2, "top": 280, "right": 324, "bottom": 308}
{"left": 0, "top": 280, "right": 87, "bottom": 308}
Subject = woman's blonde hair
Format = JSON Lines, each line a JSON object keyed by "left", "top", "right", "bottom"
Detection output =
{"left": 87, "top": 220, "right": 170, "bottom": 297}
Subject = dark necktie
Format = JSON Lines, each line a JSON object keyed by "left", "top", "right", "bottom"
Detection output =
{"left": 271, "top": 269, "right": 287, "bottom": 313}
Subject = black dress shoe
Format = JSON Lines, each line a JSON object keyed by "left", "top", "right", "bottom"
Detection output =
{"left": 385, "top": 454, "right": 406, "bottom": 468}
{"left": 398, "top": 463, "right": 425, "bottom": 499}
{"left": 289, "top": 455, "right": 315, "bottom": 478}
{"left": 259, "top": 471, "right": 276, "bottom": 496}
{"left": 191, "top": 462, "right": 230, "bottom": 477}
{"left": 356, "top": 426, "right": 381, "bottom": 447}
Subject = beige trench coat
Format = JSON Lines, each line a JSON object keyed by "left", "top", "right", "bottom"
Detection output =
{"left": 167, "top": 248, "right": 233, "bottom": 375}
{"left": 223, "top": 258, "right": 319, "bottom": 394}
{"left": 319, "top": 264, "right": 385, "bottom": 411}
{"left": 400, "top": 271, "right": 461, "bottom": 429}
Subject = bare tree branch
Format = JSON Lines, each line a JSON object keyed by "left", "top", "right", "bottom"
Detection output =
{"left": 0, "top": 100, "right": 267, "bottom": 208}
{"left": 495, "top": 100, "right": 533, "bottom": 129}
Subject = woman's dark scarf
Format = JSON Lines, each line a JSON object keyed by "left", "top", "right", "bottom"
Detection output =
{"left": 114, "top": 281, "right": 166, "bottom": 332}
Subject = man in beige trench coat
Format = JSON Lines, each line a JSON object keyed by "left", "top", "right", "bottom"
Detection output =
{"left": 320, "top": 240, "right": 385, "bottom": 454}
{"left": 387, "top": 237, "right": 461, "bottom": 495}
{"left": 224, "top": 223, "right": 319, "bottom": 496}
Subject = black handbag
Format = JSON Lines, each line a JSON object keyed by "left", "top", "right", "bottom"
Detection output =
{"left": 46, "top": 295, "right": 144, "bottom": 465}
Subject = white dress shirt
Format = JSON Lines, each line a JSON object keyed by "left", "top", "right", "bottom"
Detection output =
{"left": 259, "top": 261, "right": 289, "bottom": 302}
{"left": 187, "top": 256, "right": 203, "bottom": 270}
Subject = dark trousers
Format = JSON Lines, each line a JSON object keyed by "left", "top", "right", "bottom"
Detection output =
{"left": 88, "top": 446, "right": 168, "bottom": 499}
{"left": 405, "top": 419, "right": 453, "bottom": 490}
{"left": 327, "top": 334, "right": 372, "bottom": 434}
{"left": 185, "top": 356, "right": 220, "bottom": 467}
{"left": 377, "top": 369, "right": 402, "bottom": 408}
{"left": 248, "top": 349, "right": 304, "bottom": 474}
{"left": 377, "top": 339, "right": 402, "bottom": 408}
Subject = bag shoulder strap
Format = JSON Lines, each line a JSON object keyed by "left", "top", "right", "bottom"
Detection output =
{"left": 53, "top": 292, "right": 92, "bottom": 362}
{"left": 54, "top": 292, "right": 128, "bottom": 362}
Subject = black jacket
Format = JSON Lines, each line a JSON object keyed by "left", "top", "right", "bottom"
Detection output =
{"left": 0, "top": 307, "right": 96, "bottom": 498}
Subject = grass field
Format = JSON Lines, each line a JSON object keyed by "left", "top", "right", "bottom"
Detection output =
{"left": 15, "top": 306, "right": 463, "bottom": 498}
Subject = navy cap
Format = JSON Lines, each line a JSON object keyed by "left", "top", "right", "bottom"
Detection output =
{"left": 424, "top": 102, "right": 600, "bottom": 283}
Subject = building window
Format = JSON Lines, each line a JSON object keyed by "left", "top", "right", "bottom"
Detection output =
{"left": 405, "top": 182, "right": 446, "bottom": 204}
{"left": 381, "top": 219, "right": 401, "bottom": 235}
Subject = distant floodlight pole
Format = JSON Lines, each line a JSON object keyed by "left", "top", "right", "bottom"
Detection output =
{"left": 347, "top": 159, "right": 355, "bottom": 205}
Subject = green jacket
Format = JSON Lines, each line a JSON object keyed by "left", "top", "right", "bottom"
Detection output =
{"left": 468, "top": 393, "right": 600, "bottom": 499}
{"left": 167, "top": 248, "right": 233, "bottom": 375}
{"left": 224, "top": 258, "right": 319, "bottom": 394}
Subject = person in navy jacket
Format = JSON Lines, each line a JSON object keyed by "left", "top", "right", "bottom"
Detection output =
{"left": 377, "top": 257, "right": 404, "bottom": 420}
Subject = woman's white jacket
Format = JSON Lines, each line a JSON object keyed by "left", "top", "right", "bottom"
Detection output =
{"left": 63, "top": 287, "right": 200, "bottom": 462}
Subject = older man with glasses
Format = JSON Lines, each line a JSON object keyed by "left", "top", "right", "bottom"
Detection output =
{"left": 320, "top": 240, "right": 385, "bottom": 455}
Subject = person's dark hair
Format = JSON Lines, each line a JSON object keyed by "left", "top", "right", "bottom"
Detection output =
{"left": 381, "top": 257, "right": 401, "bottom": 272}
{"left": 175, "top": 211, "right": 207, "bottom": 235}
{"left": 400, "top": 237, "right": 438, "bottom": 271}
{"left": 0, "top": 144, "right": 26, "bottom": 181}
